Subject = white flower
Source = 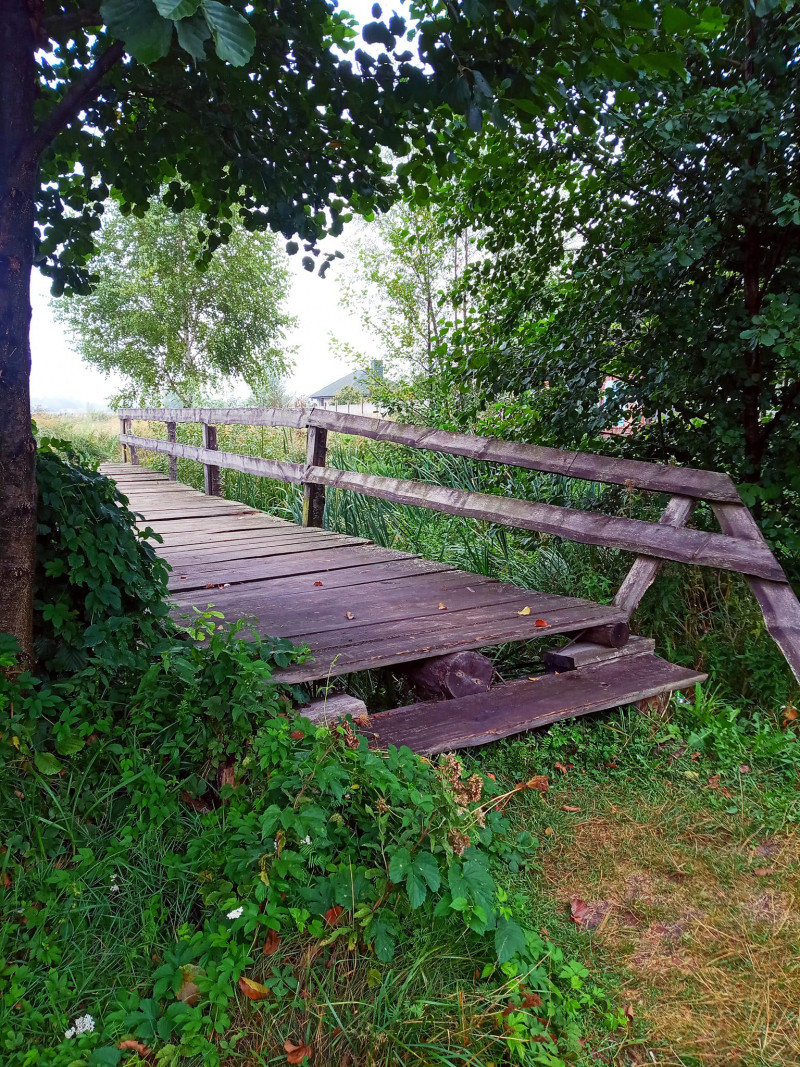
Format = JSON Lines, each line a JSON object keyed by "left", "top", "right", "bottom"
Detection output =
{"left": 301, "top": 835, "right": 312, "bottom": 845}
{"left": 64, "top": 1014, "right": 95, "bottom": 1039}
{"left": 110, "top": 884, "right": 120, "bottom": 893}
{"left": 226, "top": 906, "right": 244, "bottom": 920}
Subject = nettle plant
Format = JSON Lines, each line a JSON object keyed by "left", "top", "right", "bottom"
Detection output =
{"left": 0, "top": 444, "right": 598, "bottom": 1066}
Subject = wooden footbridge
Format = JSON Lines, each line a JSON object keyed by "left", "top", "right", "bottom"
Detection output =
{"left": 101, "top": 406, "right": 800, "bottom": 754}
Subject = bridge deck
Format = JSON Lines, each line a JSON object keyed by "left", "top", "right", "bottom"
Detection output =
{"left": 102, "top": 463, "right": 629, "bottom": 683}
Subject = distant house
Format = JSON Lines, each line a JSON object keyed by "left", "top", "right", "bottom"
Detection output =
{"left": 309, "top": 361, "right": 383, "bottom": 415}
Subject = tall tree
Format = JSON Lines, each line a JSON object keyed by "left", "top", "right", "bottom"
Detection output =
{"left": 0, "top": 0, "right": 700, "bottom": 655}
{"left": 436, "top": 2, "right": 800, "bottom": 557}
{"left": 56, "top": 196, "right": 293, "bottom": 405}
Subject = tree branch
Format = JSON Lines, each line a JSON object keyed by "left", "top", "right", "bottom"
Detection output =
{"left": 761, "top": 378, "right": 800, "bottom": 441}
{"left": 24, "top": 40, "right": 125, "bottom": 164}
{"left": 45, "top": 8, "right": 103, "bottom": 39}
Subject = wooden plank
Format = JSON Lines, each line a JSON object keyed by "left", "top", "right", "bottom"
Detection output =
{"left": 286, "top": 590, "right": 595, "bottom": 648}
{"left": 302, "top": 426, "right": 327, "bottom": 528}
{"left": 272, "top": 600, "right": 627, "bottom": 683}
{"left": 165, "top": 533, "right": 375, "bottom": 584}
{"left": 120, "top": 406, "right": 309, "bottom": 428}
{"left": 543, "top": 635, "right": 655, "bottom": 671}
{"left": 363, "top": 655, "right": 707, "bottom": 754}
{"left": 120, "top": 433, "right": 305, "bottom": 484}
{"left": 306, "top": 467, "right": 786, "bottom": 581}
{"left": 173, "top": 571, "right": 513, "bottom": 634}
{"left": 166, "top": 421, "right": 177, "bottom": 480}
{"left": 136, "top": 514, "right": 271, "bottom": 535}
{"left": 168, "top": 556, "right": 454, "bottom": 596}
{"left": 161, "top": 529, "right": 367, "bottom": 558}
{"left": 168, "top": 545, "right": 413, "bottom": 592}
{"left": 711, "top": 503, "right": 800, "bottom": 685}
{"left": 614, "top": 496, "right": 695, "bottom": 616}
{"left": 309, "top": 409, "right": 741, "bottom": 503}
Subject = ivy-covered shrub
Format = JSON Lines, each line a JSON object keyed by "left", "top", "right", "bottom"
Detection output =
{"left": 0, "top": 444, "right": 605, "bottom": 1067}
{"left": 34, "top": 438, "right": 171, "bottom": 674}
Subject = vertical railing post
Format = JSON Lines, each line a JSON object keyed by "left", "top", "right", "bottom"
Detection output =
{"left": 119, "top": 416, "right": 127, "bottom": 463}
{"left": 120, "top": 416, "right": 138, "bottom": 465}
{"left": 166, "top": 421, "right": 177, "bottom": 481}
{"left": 302, "top": 425, "right": 328, "bottom": 527}
{"left": 202, "top": 422, "right": 220, "bottom": 496}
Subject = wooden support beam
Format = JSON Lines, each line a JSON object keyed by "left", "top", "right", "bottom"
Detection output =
{"left": 119, "top": 434, "right": 305, "bottom": 485}
{"left": 120, "top": 417, "right": 138, "bottom": 465}
{"left": 299, "top": 692, "right": 368, "bottom": 725}
{"left": 614, "top": 495, "right": 695, "bottom": 617}
{"left": 544, "top": 635, "right": 655, "bottom": 672}
{"left": 302, "top": 426, "right": 327, "bottom": 528}
{"left": 202, "top": 424, "right": 220, "bottom": 496}
{"left": 579, "top": 621, "right": 630, "bottom": 648}
{"left": 166, "top": 421, "right": 177, "bottom": 481}
{"left": 399, "top": 650, "right": 494, "bottom": 700}
{"left": 712, "top": 503, "right": 800, "bottom": 685}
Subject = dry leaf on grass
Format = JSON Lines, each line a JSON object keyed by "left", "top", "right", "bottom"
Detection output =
{"left": 285, "top": 1039, "right": 313, "bottom": 1064}
{"left": 263, "top": 928, "right": 281, "bottom": 954}
{"left": 118, "top": 1039, "right": 153, "bottom": 1055}
{"left": 324, "top": 904, "right": 344, "bottom": 927}
{"left": 526, "top": 775, "right": 549, "bottom": 793}
{"left": 238, "top": 976, "right": 270, "bottom": 1001}
{"left": 561, "top": 804, "right": 581, "bottom": 812}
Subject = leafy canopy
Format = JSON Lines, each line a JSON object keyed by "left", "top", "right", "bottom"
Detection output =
{"left": 54, "top": 195, "right": 294, "bottom": 405}
{"left": 427, "top": 1, "right": 800, "bottom": 558}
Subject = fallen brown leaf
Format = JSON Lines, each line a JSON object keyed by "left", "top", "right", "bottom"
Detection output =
{"left": 285, "top": 1039, "right": 313, "bottom": 1064}
{"left": 554, "top": 761, "right": 573, "bottom": 775}
{"left": 119, "top": 1039, "right": 153, "bottom": 1055}
{"left": 438, "top": 602, "right": 447, "bottom": 610}
{"left": 345, "top": 611, "right": 355, "bottom": 620}
{"left": 623, "top": 1003, "right": 635, "bottom": 1023}
{"left": 525, "top": 775, "right": 549, "bottom": 793}
{"left": 238, "top": 976, "right": 270, "bottom": 1001}
{"left": 753, "top": 867, "right": 775, "bottom": 877}
{"left": 176, "top": 965, "right": 202, "bottom": 1006}
{"left": 561, "top": 804, "right": 580, "bottom": 812}
{"left": 324, "top": 904, "right": 344, "bottom": 927}
{"left": 517, "top": 606, "right": 531, "bottom": 616}
{"left": 289, "top": 730, "right": 304, "bottom": 741}
{"left": 263, "top": 928, "right": 281, "bottom": 954}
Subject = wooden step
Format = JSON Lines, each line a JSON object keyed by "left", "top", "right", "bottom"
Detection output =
{"left": 364, "top": 655, "right": 707, "bottom": 754}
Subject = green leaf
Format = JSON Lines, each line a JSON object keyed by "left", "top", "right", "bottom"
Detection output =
{"left": 34, "top": 751, "right": 63, "bottom": 776}
{"left": 153, "top": 0, "right": 199, "bottom": 16}
{"left": 101, "top": 0, "right": 173, "bottom": 64}
{"left": 495, "top": 917, "right": 526, "bottom": 964}
{"left": 202, "top": 1, "right": 256, "bottom": 66}
{"left": 56, "top": 731, "right": 86, "bottom": 756}
{"left": 405, "top": 868, "right": 427, "bottom": 908}
{"left": 89, "top": 1050, "right": 123, "bottom": 1067}
{"left": 176, "top": 13, "right": 211, "bottom": 58}
{"left": 620, "top": 2, "right": 656, "bottom": 30}
{"left": 661, "top": 5, "right": 698, "bottom": 33}
{"left": 413, "top": 851, "right": 441, "bottom": 892}
{"left": 388, "top": 847, "right": 412, "bottom": 882}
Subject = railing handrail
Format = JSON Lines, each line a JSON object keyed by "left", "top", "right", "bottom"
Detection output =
{"left": 118, "top": 405, "right": 740, "bottom": 502}
{"left": 115, "top": 404, "right": 800, "bottom": 685}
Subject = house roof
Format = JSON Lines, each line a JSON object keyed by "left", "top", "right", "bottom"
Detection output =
{"left": 310, "top": 370, "right": 369, "bottom": 399}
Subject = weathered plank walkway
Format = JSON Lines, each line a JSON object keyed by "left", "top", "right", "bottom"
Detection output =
{"left": 100, "top": 460, "right": 706, "bottom": 752}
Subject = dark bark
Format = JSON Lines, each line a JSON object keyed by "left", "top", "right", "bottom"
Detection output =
{"left": 0, "top": 0, "right": 37, "bottom": 658}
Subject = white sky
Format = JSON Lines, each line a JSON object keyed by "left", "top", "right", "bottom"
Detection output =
{"left": 30, "top": 0, "right": 391, "bottom": 412}
{"left": 30, "top": 237, "right": 376, "bottom": 411}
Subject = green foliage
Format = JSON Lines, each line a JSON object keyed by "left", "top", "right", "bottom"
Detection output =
{"left": 0, "top": 446, "right": 598, "bottom": 1066}
{"left": 34, "top": 438, "right": 170, "bottom": 674}
{"left": 430, "top": 3, "right": 800, "bottom": 560}
{"left": 55, "top": 195, "right": 294, "bottom": 406}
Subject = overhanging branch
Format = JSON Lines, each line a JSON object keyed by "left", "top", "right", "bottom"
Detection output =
{"left": 23, "top": 39, "right": 125, "bottom": 164}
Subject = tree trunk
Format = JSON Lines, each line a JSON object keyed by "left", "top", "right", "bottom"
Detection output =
{"left": 0, "top": 1, "right": 37, "bottom": 658}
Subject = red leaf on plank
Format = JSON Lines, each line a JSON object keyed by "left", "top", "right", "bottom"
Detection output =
{"left": 534, "top": 619, "right": 549, "bottom": 627}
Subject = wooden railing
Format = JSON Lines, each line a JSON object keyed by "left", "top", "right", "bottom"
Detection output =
{"left": 117, "top": 406, "right": 800, "bottom": 683}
